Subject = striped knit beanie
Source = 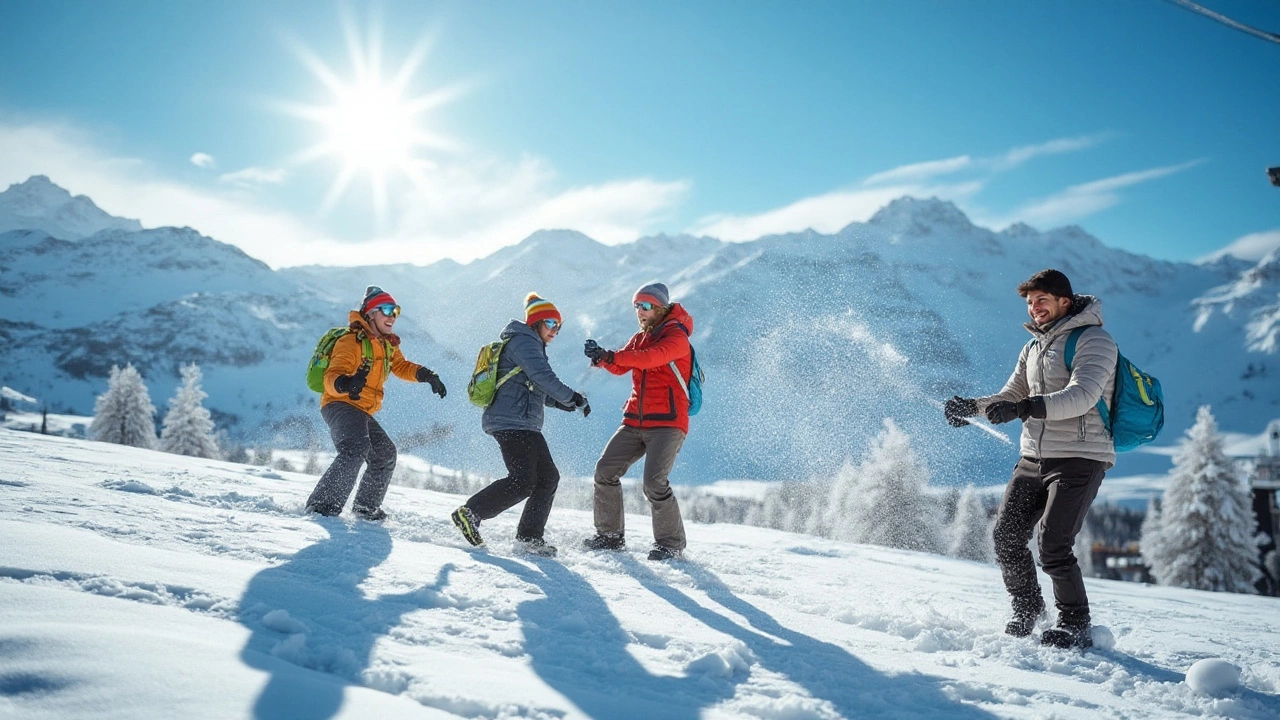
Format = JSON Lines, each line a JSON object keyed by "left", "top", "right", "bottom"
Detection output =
{"left": 360, "top": 285, "right": 397, "bottom": 314}
{"left": 633, "top": 282, "right": 670, "bottom": 308}
{"left": 524, "top": 293, "right": 561, "bottom": 327}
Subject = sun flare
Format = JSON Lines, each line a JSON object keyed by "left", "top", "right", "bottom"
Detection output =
{"left": 284, "top": 16, "right": 461, "bottom": 220}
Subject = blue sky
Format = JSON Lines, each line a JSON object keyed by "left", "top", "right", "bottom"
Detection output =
{"left": 1, "top": 0, "right": 1277, "bottom": 267}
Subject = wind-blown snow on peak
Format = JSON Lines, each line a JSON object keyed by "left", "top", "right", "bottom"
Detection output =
{"left": 0, "top": 175, "right": 142, "bottom": 239}
{"left": 865, "top": 196, "right": 976, "bottom": 236}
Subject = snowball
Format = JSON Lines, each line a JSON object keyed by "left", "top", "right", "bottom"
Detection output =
{"left": 1090, "top": 625, "right": 1115, "bottom": 651}
{"left": 1185, "top": 658, "right": 1240, "bottom": 695}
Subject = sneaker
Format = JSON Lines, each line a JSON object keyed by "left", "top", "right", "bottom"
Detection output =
{"left": 451, "top": 506, "right": 484, "bottom": 546}
{"left": 582, "top": 532, "right": 625, "bottom": 551}
{"left": 1041, "top": 612, "right": 1093, "bottom": 650}
{"left": 1004, "top": 596, "right": 1046, "bottom": 638}
{"left": 353, "top": 505, "right": 387, "bottom": 521}
{"left": 514, "top": 536, "right": 558, "bottom": 557}
{"left": 305, "top": 502, "right": 341, "bottom": 517}
{"left": 647, "top": 545, "right": 683, "bottom": 562}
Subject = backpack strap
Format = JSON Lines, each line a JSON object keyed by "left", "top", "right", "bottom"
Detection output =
{"left": 494, "top": 339, "right": 523, "bottom": 392}
{"left": 1062, "top": 326, "right": 1110, "bottom": 423}
{"left": 665, "top": 321, "right": 694, "bottom": 396}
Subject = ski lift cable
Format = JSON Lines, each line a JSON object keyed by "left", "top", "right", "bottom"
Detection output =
{"left": 1161, "top": 0, "right": 1280, "bottom": 46}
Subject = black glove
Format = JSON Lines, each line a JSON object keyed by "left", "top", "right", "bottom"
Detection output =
{"left": 416, "top": 367, "right": 447, "bottom": 398}
{"left": 334, "top": 363, "right": 370, "bottom": 400}
{"left": 571, "top": 392, "right": 587, "bottom": 407}
{"left": 986, "top": 396, "right": 1046, "bottom": 425}
{"left": 584, "top": 340, "right": 614, "bottom": 365}
{"left": 943, "top": 396, "right": 979, "bottom": 427}
{"left": 582, "top": 403, "right": 591, "bottom": 418}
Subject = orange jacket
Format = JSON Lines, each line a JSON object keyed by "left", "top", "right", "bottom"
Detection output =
{"left": 321, "top": 311, "right": 425, "bottom": 415}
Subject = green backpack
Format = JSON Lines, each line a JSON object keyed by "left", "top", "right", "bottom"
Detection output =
{"left": 467, "top": 339, "right": 523, "bottom": 408}
{"left": 305, "top": 328, "right": 390, "bottom": 393}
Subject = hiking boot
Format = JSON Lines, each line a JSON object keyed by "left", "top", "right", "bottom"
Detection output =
{"left": 582, "top": 532, "right": 625, "bottom": 551}
{"left": 514, "top": 536, "right": 558, "bottom": 558}
{"left": 353, "top": 505, "right": 387, "bottom": 521}
{"left": 305, "top": 502, "right": 342, "bottom": 517}
{"left": 1041, "top": 610, "right": 1092, "bottom": 650}
{"left": 647, "top": 545, "right": 683, "bottom": 562}
{"left": 451, "top": 506, "right": 484, "bottom": 546}
{"left": 1004, "top": 595, "right": 1046, "bottom": 638}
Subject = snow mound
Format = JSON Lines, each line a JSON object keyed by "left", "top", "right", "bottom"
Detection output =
{"left": 1185, "top": 658, "right": 1240, "bottom": 695}
{"left": 99, "top": 478, "right": 159, "bottom": 494}
{"left": 262, "top": 608, "right": 309, "bottom": 634}
{"left": 1090, "top": 625, "right": 1116, "bottom": 651}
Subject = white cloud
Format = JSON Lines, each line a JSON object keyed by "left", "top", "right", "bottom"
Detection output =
{"left": 189, "top": 152, "right": 215, "bottom": 169}
{"left": 995, "top": 160, "right": 1204, "bottom": 228}
{"left": 0, "top": 118, "right": 690, "bottom": 268}
{"left": 219, "top": 167, "right": 287, "bottom": 188}
{"left": 995, "top": 134, "right": 1109, "bottom": 170}
{"left": 1199, "top": 229, "right": 1280, "bottom": 263}
{"left": 863, "top": 156, "right": 971, "bottom": 186}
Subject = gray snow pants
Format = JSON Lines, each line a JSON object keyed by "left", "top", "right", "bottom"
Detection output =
{"left": 305, "top": 402, "right": 396, "bottom": 514}
{"left": 592, "top": 425, "right": 687, "bottom": 551}
{"left": 993, "top": 456, "right": 1105, "bottom": 619}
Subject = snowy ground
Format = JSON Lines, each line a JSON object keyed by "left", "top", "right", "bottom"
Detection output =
{"left": 2, "top": 429, "right": 1278, "bottom": 720}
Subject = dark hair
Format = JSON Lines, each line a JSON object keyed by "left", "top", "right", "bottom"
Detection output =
{"left": 1017, "top": 268, "right": 1073, "bottom": 299}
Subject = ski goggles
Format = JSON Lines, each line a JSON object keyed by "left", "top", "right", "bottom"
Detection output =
{"left": 373, "top": 303, "right": 401, "bottom": 318}
{"left": 542, "top": 318, "right": 561, "bottom": 331}
{"left": 633, "top": 301, "right": 656, "bottom": 312}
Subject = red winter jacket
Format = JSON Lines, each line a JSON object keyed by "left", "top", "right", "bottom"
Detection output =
{"left": 597, "top": 303, "right": 695, "bottom": 434}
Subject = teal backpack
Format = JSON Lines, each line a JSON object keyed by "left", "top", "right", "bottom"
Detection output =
{"left": 1064, "top": 327, "right": 1164, "bottom": 452}
{"left": 668, "top": 322, "right": 704, "bottom": 416}
{"left": 305, "top": 328, "right": 389, "bottom": 393}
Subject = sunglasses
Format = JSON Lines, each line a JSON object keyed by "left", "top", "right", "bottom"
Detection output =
{"left": 633, "top": 301, "right": 656, "bottom": 312}
{"left": 373, "top": 303, "right": 401, "bottom": 318}
{"left": 542, "top": 319, "right": 561, "bottom": 331}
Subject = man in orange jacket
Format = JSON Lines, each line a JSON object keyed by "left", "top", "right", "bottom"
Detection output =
{"left": 305, "top": 286, "right": 447, "bottom": 520}
{"left": 582, "top": 282, "right": 694, "bottom": 561}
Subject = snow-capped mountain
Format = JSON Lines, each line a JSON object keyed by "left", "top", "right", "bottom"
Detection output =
{"left": 0, "top": 175, "right": 141, "bottom": 239}
{"left": 2, "top": 177, "right": 1276, "bottom": 487}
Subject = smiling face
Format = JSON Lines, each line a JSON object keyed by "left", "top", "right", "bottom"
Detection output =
{"left": 536, "top": 320, "right": 560, "bottom": 344}
{"left": 366, "top": 308, "right": 397, "bottom": 337}
{"left": 1025, "top": 291, "right": 1072, "bottom": 327}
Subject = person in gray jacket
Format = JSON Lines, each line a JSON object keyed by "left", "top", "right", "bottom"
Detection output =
{"left": 944, "top": 269, "right": 1117, "bottom": 650}
{"left": 450, "top": 293, "right": 589, "bottom": 557}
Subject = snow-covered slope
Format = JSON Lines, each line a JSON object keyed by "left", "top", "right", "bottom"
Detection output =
{"left": 1, "top": 429, "right": 1277, "bottom": 720}
{"left": 0, "top": 175, "right": 141, "bottom": 239}
{"left": 3, "top": 176, "right": 1278, "bottom": 487}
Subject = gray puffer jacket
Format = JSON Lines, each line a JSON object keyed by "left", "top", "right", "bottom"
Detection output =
{"left": 977, "top": 296, "right": 1118, "bottom": 467}
{"left": 481, "top": 320, "right": 578, "bottom": 435}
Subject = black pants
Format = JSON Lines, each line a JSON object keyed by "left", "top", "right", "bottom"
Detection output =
{"left": 992, "top": 456, "right": 1105, "bottom": 618}
{"left": 306, "top": 402, "right": 397, "bottom": 514}
{"left": 466, "top": 430, "right": 560, "bottom": 540}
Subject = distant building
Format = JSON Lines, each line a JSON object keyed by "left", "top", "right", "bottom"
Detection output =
{"left": 1244, "top": 420, "right": 1280, "bottom": 596}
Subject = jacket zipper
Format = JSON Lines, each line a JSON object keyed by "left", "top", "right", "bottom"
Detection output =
{"left": 637, "top": 369, "right": 647, "bottom": 427}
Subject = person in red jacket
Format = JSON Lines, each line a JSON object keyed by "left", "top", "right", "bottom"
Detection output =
{"left": 582, "top": 282, "right": 694, "bottom": 561}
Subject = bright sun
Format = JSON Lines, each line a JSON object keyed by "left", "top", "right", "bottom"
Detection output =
{"left": 284, "top": 17, "right": 460, "bottom": 220}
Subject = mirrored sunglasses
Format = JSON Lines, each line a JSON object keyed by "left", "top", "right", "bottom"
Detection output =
{"left": 543, "top": 318, "right": 560, "bottom": 331}
{"left": 374, "top": 303, "right": 401, "bottom": 318}
{"left": 633, "top": 301, "right": 656, "bottom": 312}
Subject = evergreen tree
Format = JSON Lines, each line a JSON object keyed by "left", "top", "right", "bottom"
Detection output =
{"left": 1143, "top": 406, "right": 1259, "bottom": 593}
{"left": 159, "top": 364, "right": 221, "bottom": 459}
{"left": 839, "top": 419, "right": 942, "bottom": 553}
{"left": 947, "top": 485, "right": 993, "bottom": 561}
{"left": 89, "top": 364, "right": 158, "bottom": 449}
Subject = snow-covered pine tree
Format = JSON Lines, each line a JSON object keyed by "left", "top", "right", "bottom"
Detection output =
{"left": 840, "top": 419, "right": 942, "bottom": 553}
{"left": 1138, "top": 495, "right": 1164, "bottom": 575}
{"left": 1143, "top": 406, "right": 1259, "bottom": 593}
{"left": 948, "top": 485, "right": 993, "bottom": 561}
{"left": 89, "top": 364, "right": 158, "bottom": 449}
{"left": 159, "top": 363, "right": 220, "bottom": 459}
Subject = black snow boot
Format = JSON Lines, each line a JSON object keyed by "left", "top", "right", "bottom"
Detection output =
{"left": 582, "top": 532, "right": 625, "bottom": 551}
{"left": 1041, "top": 609, "right": 1092, "bottom": 650}
{"left": 353, "top": 504, "right": 387, "bottom": 522}
{"left": 514, "top": 536, "right": 558, "bottom": 558}
{"left": 646, "top": 545, "right": 683, "bottom": 562}
{"left": 306, "top": 502, "right": 342, "bottom": 517}
{"left": 451, "top": 506, "right": 484, "bottom": 546}
{"left": 1004, "top": 595, "right": 1046, "bottom": 637}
